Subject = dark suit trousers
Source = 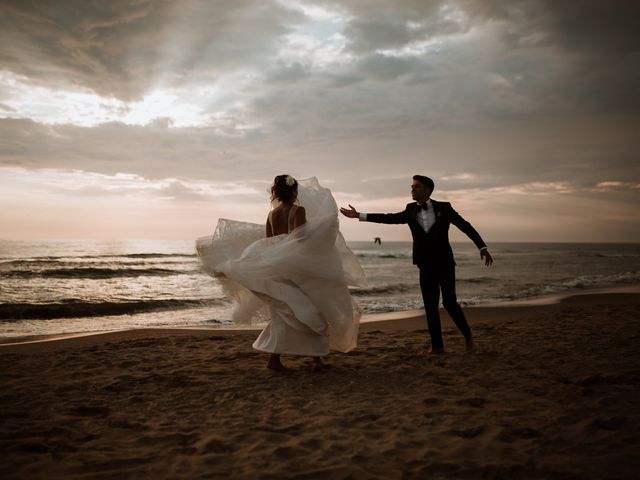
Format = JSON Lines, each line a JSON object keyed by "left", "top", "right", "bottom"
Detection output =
{"left": 418, "top": 263, "right": 471, "bottom": 349}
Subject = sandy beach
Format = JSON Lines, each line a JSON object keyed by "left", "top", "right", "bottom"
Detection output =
{"left": 1, "top": 290, "right": 639, "bottom": 479}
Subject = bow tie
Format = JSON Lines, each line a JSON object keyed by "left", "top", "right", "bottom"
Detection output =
{"left": 419, "top": 203, "right": 429, "bottom": 210}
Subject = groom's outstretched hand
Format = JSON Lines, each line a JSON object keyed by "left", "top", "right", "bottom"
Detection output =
{"left": 481, "top": 249, "right": 493, "bottom": 266}
{"left": 340, "top": 204, "right": 360, "bottom": 218}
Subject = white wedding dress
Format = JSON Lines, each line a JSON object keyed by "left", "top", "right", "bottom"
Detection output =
{"left": 196, "top": 177, "right": 365, "bottom": 355}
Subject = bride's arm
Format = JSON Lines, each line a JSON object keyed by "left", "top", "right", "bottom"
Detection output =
{"left": 266, "top": 217, "right": 273, "bottom": 238}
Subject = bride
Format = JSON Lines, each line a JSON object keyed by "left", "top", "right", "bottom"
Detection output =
{"left": 197, "top": 175, "right": 365, "bottom": 371}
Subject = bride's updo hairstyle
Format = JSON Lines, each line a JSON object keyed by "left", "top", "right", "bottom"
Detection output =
{"left": 271, "top": 174, "right": 298, "bottom": 204}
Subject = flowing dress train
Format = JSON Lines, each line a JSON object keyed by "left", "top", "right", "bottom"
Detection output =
{"left": 196, "top": 177, "right": 365, "bottom": 354}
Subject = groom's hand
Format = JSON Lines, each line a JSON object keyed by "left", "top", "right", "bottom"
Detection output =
{"left": 340, "top": 204, "right": 360, "bottom": 218}
{"left": 480, "top": 249, "right": 493, "bottom": 266}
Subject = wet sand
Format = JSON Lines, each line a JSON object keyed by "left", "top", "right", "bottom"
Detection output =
{"left": 1, "top": 291, "right": 639, "bottom": 479}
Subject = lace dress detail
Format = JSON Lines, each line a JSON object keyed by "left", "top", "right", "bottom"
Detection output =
{"left": 196, "top": 177, "right": 365, "bottom": 355}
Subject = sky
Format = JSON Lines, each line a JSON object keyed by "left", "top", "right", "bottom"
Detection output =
{"left": 1, "top": 0, "right": 639, "bottom": 243}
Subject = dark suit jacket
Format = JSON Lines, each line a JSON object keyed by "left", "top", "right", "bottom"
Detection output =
{"left": 367, "top": 200, "right": 486, "bottom": 266}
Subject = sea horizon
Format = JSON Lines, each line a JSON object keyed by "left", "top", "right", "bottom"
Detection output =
{"left": 2, "top": 239, "right": 639, "bottom": 340}
{"left": 2, "top": 238, "right": 640, "bottom": 245}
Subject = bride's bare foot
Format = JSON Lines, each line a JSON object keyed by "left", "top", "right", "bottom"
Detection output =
{"left": 267, "top": 354, "right": 287, "bottom": 371}
{"left": 310, "top": 357, "right": 327, "bottom": 371}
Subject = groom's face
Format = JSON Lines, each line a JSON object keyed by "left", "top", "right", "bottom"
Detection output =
{"left": 411, "top": 180, "right": 429, "bottom": 202}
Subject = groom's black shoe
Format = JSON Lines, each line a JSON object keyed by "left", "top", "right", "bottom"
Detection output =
{"left": 465, "top": 337, "right": 475, "bottom": 352}
{"left": 427, "top": 347, "right": 445, "bottom": 355}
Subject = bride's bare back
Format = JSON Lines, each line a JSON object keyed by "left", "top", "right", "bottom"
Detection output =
{"left": 267, "top": 204, "right": 306, "bottom": 237}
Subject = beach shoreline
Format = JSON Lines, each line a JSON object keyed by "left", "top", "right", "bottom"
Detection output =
{"left": 2, "top": 283, "right": 639, "bottom": 353}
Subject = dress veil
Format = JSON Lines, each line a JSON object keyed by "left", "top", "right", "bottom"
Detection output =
{"left": 197, "top": 177, "right": 365, "bottom": 353}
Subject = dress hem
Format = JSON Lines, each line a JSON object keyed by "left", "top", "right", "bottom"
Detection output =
{"left": 252, "top": 345, "right": 330, "bottom": 357}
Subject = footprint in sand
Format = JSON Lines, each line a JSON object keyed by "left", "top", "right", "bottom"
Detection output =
{"left": 273, "top": 445, "right": 307, "bottom": 459}
{"left": 70, "top": 405, "right": 110, "bottom": 417}
{"left": 578, "top": 374, "right": 622, "bottom": 387}
{"left": 497, "top": 426, "right": 540, "bottom": 441}
{"left": 590, "top": 417, "right": 626, "bottom": 431}
{"left": 200, "top": 437, "right": 231, "bottom": 454}
{"left": 455, "top": 397, "right": 486, "bottom": 408}
{"left": 19, "top": 442, "right": 49, "bottom": 454}
{"left": 352, "top": 413, "right": 382, "bottom": 425}
{"left": 107, "top": 417, "right": 147, "bottom": 430}
{"left": 447, "top": 425, "right": 485, "bottom": 438}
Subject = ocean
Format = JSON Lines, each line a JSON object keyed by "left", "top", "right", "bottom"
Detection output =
{"left": 1, "top": 239, "right": 639, "bottom": 340}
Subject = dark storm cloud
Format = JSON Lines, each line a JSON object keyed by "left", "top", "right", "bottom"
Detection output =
{"left": 343, "top": 0, "right": 640, "bottom": 114}
{"left": 0, "top": 0, "right": 302, "bottom": 101}
{"left": 325, "top": 0, "right": 640, "bottom": 54}
{"left": 528, "top": 1, "right": 640, "bottom": 54}
{"left": 344, "top": 18, "right": 430, "bottom": 54}
{"left": 0, "top": 118, "right": 246, "bottom": 178}
{"left": 503, "top": 0, "right": 640, "bottom": 115}
{"left": 356, "top": 54, "right": 421, "bottom": 81}
{"left": 264, "top": 61, "right": 312, "bottom": 84}
{"left": 0, "top": 117, "right": 340, "bottom": 185}
{"left": 1, "top": 0, "right": 639, "bottom": 202}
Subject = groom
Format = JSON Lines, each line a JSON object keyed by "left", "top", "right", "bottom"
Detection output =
{"left": 340, "top": 175, "right": 493, "bottom": 353}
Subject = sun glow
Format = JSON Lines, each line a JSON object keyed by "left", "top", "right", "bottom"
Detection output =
{"left": 0, "top": 167, "right": 264, "bottom": 201}
{"left": 0, "top": 70, "right": 257, "bottom": 130}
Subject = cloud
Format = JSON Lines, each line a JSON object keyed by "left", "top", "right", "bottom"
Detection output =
{"left": 0, "top": 102, "right": 16, "bottom": 112}
{"left": 0, "top": 167, "right": 267, "bottom": 203}
{"left": 265, "top": 61, "right": 312, "bottom": 84}
{"left": 0, "top": 0, "right": 639, "bottom": 241}
{"left": 0, "top": 118, "right": 252, "bottom": 178}
{"left": 595, "top": 181, "right": 640, "bottom": 191}
{"left": 317, "top": 0, "right": 640, "bottom": 117}
{"left": 355, "top": 53, "right": 421, "bottom": 80}
{"left": 0, "top": 0, "right": 302, "bottom": 101}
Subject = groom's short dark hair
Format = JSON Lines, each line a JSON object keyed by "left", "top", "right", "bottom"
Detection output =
{"left": 413, "top": 175, "right": 434, "bottom": 194}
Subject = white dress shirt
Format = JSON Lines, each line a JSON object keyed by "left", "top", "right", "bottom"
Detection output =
{"left": 358, "top": 199, "right": 435, "bottom": 233}
{"left": 416, "top": 199, "right": 436, "bottom": 233}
